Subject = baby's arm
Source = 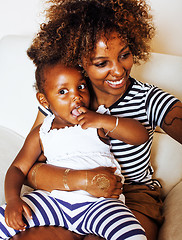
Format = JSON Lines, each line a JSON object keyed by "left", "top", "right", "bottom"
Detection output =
{"left": 4, "top": 126, "right": 42, "bottom": 230}
{"left": 77, "top": 107, "right": 149, "bottom": 145}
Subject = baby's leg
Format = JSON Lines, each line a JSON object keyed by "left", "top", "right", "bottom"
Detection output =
{"left": 79, "top": 198, "right": 147, "bottom": 240}
{"left": 0, "top": 190, "right": 66, "bottom": 239}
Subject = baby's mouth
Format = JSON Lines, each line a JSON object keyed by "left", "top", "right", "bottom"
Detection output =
{"left": 71, "top": 106, "right": 81, "bottom": 117}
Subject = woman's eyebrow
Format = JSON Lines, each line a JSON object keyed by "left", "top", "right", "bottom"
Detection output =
{"left": 91, "top": 45, "right": 129, "bottom": 61}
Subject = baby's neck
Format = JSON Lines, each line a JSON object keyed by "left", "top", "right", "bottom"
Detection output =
{"left": 51, "top": 118, "right": 75, "bottom": 130}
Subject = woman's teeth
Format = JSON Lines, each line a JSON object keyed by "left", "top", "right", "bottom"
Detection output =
{"left": 107, "top": 78, "right": 123, "bottom": 85}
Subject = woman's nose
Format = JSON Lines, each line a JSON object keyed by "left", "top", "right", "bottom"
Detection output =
{"left": 110, "top": 62, "right": 124, "bottom": 77}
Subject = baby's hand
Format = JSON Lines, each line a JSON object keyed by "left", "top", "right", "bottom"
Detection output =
{"left": 77, "top": 107, "right": 104, "bottom": 129}
{"left": 5, "top": 197, "right": 32, "bottom": 231}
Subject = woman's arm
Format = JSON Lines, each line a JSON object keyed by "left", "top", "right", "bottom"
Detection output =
{"left": 161, "top": 101, "right": 182, "bottom": 144}
{"left": 31, "top": 110, "right": 46, "bottom": 131}
{"left": 26, "top": 164, "right": 122, "bottom": 198}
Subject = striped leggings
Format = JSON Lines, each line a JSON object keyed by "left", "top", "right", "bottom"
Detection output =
{"left": 0, "top": 190, "right": 146, "bottom": 240}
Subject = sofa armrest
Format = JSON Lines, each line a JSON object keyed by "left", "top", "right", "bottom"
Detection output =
{"left": 158, "top": 181, "right": 182, "bottom": 240}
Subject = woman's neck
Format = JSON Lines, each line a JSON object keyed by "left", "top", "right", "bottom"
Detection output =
{"left": 91, "top": 78, "right": 131, "bottom": 110}
{"left": 92, "top": 93, "right": 120, "bottom": 110}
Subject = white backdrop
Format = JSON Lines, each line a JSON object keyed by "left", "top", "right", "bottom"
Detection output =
{"left": 0, "top": 0, "right": 182, "bottom": 56}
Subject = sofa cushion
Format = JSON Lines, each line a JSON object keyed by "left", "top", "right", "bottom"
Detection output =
{"left": 0, "top": 126, "right": 24, "bottom": 205}
{"left": 158, "top": 181, "right": 182, "bottom": 240}
{"left": 151, "top": 132, "right": 182, "bottom": 197}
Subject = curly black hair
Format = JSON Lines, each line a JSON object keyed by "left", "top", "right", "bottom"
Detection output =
{"left": 27, "top": 0, "right": 155, "bottom": 67}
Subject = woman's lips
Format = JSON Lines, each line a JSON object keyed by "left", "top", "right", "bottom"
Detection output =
{"left": 106, "top": 78, "right": 125, "bottom": 88}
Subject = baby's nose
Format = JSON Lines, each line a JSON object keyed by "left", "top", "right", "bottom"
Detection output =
{"left": 73, "top": 96, "right": 82, "bottom": 102}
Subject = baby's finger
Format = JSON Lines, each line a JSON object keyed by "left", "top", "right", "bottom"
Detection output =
{"left": 9, "top": 217, "right": 26, "bottom": 231}
{"left": 78, "top": 106, "right": 87, "bottom": 114}
{"left": 5, "top": 216, "right": 10, "bottom": 227}
{"left": 23, "top": 205, "right": 32, "bottom": 219}
{"left": 110, "top": 194, "right": 120, "bottom": 199}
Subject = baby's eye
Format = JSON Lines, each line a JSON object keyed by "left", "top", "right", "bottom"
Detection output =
{"left": 59, "top": 89, "right": 68, "bottom": 94}
{"left": 78, "top": 83, "right": 87, "bottom": 90}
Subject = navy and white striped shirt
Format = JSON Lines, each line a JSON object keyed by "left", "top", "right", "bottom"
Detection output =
{"left": 109, "top": 77, "right": 179, "bottom": 186}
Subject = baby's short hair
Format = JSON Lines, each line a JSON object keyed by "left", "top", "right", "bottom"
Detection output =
{"left": 34, "top": 59, "right": 61, "bottom": 94}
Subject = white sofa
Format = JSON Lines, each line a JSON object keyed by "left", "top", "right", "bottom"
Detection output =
{"left": 0, "top": 35, "right": 182, "bottom": 240}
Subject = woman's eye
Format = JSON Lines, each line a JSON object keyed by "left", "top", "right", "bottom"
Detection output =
{"left": 59, "top": 89, "right": 68, "bottom": 94}
{"left": 94, "top": 61, "right": 107, "bottom": 68}
{"left": 120, "top": 52, "right": 131, "bottom": 60}
{"left": 78, "top": 83, "right": 86, "bottom": 90}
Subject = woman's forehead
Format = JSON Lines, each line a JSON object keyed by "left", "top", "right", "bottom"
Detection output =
{"left": 94, "top": 33, "right": 125, "bottom": 52}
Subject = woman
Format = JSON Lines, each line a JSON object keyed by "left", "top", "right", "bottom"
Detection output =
{"left": 22, "top": 0, "right": 182, "bottom": 240}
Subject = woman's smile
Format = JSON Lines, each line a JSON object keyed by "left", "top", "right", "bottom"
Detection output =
{"left": 106, "top": 77, "right": 126, "bottom": 89}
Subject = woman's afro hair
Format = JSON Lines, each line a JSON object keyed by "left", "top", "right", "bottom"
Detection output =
{"left": 27, "top": 0, "right": 155, "bottom": 67}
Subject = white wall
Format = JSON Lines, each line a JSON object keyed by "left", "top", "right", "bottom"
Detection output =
{"left": 0, "top": 0, "right": 44, "bottom": 38}
{"left": 0, "top": 0, "right": 182, "bottom": 56}
{"left": 150, "top": 0, "right": 182, "bottom": 56}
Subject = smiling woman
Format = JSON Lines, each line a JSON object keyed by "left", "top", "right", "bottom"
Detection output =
{"left": 82, "top": 32, "right": 134, "bottom": 109}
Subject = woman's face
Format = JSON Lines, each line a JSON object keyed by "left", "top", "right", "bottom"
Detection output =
{"left": 82, "top": 32, "right": 134, "bottom": 106}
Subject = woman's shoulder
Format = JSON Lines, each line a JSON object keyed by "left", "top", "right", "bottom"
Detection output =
{"left": 131, "top": 77, "right": 155, "bottom": 90}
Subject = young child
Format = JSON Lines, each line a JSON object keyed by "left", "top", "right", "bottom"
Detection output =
{"left": 0, "top": 61, "right": 148, "bottom": 239}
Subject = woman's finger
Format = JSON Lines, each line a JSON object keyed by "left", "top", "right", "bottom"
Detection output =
{"left": 116, "top": 175, "right": 122, "bottom": 182}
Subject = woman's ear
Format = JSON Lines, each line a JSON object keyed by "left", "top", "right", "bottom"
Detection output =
{"left": 36, "top": 92, "right": 49, "bottom": 109}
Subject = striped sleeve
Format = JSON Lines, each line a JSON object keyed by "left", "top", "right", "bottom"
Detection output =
{"left": 145, "top": 87, "right": 179, "bottom": 128}
{"left": 38, "top": 105, "right": 52, "bottom": 116}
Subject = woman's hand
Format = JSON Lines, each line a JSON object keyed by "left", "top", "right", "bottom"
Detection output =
{"left": 85, "top": 167, "right": 123, "bottom": 198}
{"left": 5, "top": 197, "right": 32, "bottom": 231}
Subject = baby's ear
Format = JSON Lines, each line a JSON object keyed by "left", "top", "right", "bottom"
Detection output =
{"left": 36, "top": 92, "right": 49, "bottom": 109}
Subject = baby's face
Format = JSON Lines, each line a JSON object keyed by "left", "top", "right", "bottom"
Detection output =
{"left": 44, "top": 63, "right": 90, "bottom": 126}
